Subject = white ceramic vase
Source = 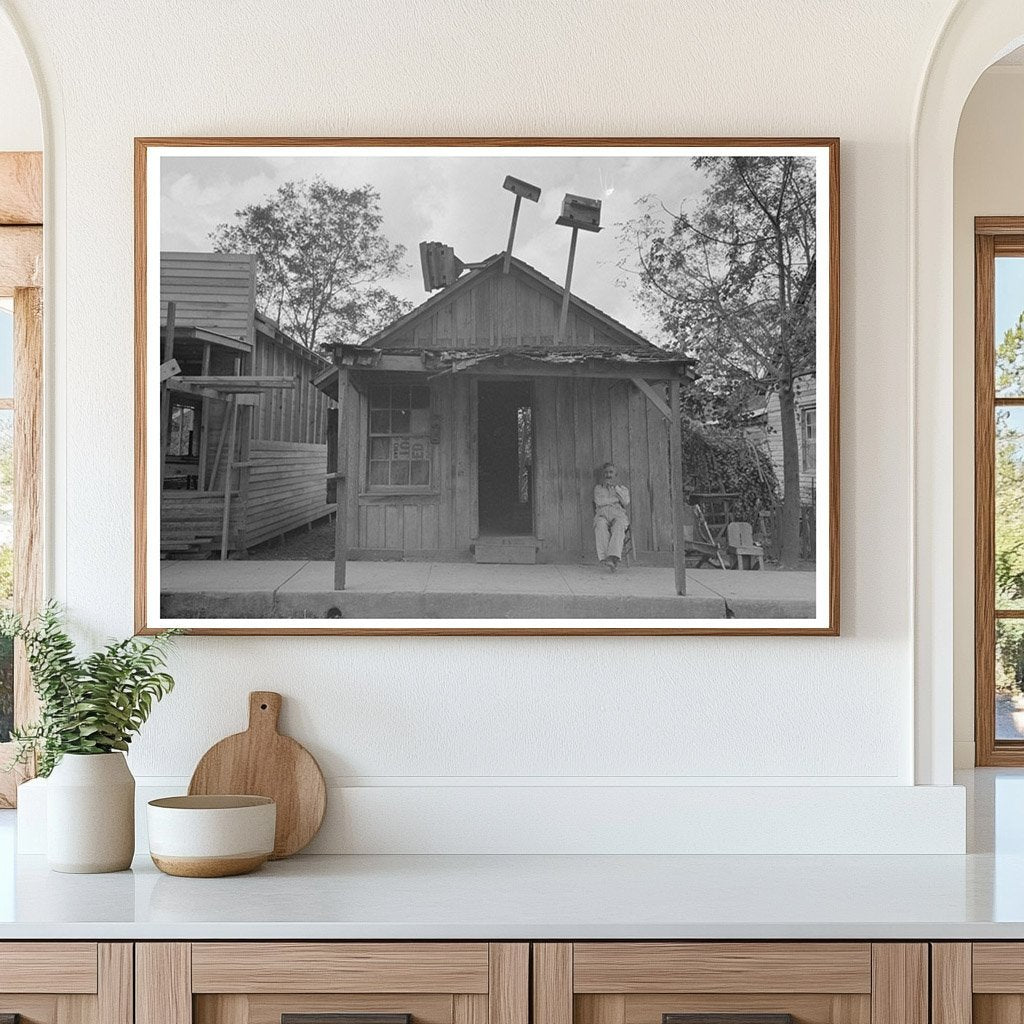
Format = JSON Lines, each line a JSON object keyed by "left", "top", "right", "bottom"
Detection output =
{"left": 46, "top": 752, "right": 135, "bottom": 873}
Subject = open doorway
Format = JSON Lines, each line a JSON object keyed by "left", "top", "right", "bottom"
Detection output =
{"left": 476, "top": 380, "right": 534, "bottom": 536}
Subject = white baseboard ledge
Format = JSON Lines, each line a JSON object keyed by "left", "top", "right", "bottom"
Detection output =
{"left": 17, "top": 778, "right": 966, "bottom": 856}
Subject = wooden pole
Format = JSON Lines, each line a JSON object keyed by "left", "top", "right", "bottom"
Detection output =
{"left": 669, "top": 378, "right": 687, "bottom": 596}
{"left": 197, "top": 341, "right": 211, "bottom": 490}
{"left": 333, "top": 368, "right": 350, "bottom": 591}
{"left": 503, "top": 194, "right": 522, "bottom": 275}
{"left": 219, "top": 398, "right": 239, "bottom": 561}
{"left": 557, "top": 226, "right": 579, "bottom": 342}
{"left": 159, "top": 300, "right": 176, "bottom": 490}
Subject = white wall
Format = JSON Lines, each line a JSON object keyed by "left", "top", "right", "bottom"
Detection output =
{"left": 0, "top": 9, "right": 39, "bottom": 152}
{"left": 952, "top": 66, "right": 1024, "bottom": 767}
{"left": 0, "top": 0, "right": 975, "bottom": 852}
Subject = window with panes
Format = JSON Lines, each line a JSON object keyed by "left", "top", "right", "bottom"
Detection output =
{"left": 367, "top": 384, "right": 432, "bottom": 490}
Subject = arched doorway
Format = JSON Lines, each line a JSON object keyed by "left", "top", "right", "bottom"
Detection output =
{"left": 913, "top": 1, "right": 1024, "bottom": 784}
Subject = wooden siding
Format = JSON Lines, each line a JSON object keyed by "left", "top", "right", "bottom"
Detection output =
{"left": 251, "top": 321, "right": 331, "bottom": 446}
{"left": 161, "top": 252, "right": 256, "bottom": 347}
{"left": 755, "top": 374, "right": 816, "bottom": 505}
{"left": 244, "top": 440, "right": 334, "bottom": 548}
{"left": 376, "top": 264, "right": 643, "bottom": 353}
{"left": 163, "top": 440, "right": 334, "bottom": 554}
{"left": 341, "top": 375, "right": 675, "bottom": 562}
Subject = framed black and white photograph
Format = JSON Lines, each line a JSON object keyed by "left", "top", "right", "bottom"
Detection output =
{"left": 135, "top": 137, "right": 838, "bottom": 635}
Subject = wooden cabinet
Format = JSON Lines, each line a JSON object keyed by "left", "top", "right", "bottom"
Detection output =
{"left": 0, "top": 942, "right": 132, "bottom": 1024}
{"left": 0, "top": 938, "right": 956, "bottom": 1024}
{"left": 932, "top": 943, "right": 1024, "bottom": 1024}
{"left": 532, "top": 944, "right": 928, "bottom": 1024}
{"left": 136, "top": 944, "right": 528, "bottom": 1024}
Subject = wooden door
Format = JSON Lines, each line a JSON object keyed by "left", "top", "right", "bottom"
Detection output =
{"left": 935, "top": 943, "right": 1024, "bottom": 1024}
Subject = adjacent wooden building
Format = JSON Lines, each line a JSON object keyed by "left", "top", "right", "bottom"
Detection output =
{"left": 316, "top": 253, "right": 695, "bottom": 585}
{"left": 160, "top": 252, "right": 335, "bottom": 557}
{"left": 748, "top": 372, "right": 817, "bottom": 505}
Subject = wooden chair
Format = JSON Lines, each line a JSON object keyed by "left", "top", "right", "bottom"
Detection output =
{"left": 726, "top": 521, "right": 764, "bottom": 570}
{"left": 592, "top": 501, "right": 633, "bottom": 567}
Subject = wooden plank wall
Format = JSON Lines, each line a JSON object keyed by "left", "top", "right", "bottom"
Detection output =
{"left": 379, "top": 269, "right": 638, "bottom": 353}
{"left": 162, "top": 442, "right": 333, "bottom": 552}
{"left": 250, "top": 326, "right": 330, "bottom": 446}
{"left": 345, "top": 377, "right": 460, "bottom": 556}
{"left": 244, "top": 441, "right": 334, "bottom": 549}
{"left": 160, "top": 252, "right": 255, "bottom": 346}
{"left": 342, "top": 376, "right": 674, "bottom": 562}
{"left": 531, "top": 379, "right": 674, "bottom": 562}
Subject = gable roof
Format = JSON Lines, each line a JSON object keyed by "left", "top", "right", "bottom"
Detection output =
{"left": 362, "top": 252, "right": 668, "bottom": 354}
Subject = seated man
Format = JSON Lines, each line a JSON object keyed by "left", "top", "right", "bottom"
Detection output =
{"left": 593, "top": 462, "right": 630, "bottom": 571}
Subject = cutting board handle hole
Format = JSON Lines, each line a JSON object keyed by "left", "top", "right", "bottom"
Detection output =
{"left": 260, "top": 703, "right": 268, "bottom": 710}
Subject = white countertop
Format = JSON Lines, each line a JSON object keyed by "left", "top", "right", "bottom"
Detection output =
{"left": 0, "top": 769, "right": 1021, "bottom": 941}
{"left": 0, "top": 849, "right": 1023, "bottom": 940}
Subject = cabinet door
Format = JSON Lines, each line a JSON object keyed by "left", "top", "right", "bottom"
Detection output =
{"left": 941, "top": 943, "right": 1024, "bottom": 1024}
{"left": 137, "top": 943, "right": 528, "bottom": 1024}
{"left": 534, "top": 944, "right": 927, "bottom": 1024}
{"left": 0, "top": 942, "right": 131, "bottom": 1024}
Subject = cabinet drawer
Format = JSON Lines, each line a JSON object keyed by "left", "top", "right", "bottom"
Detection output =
{"left": 139, "top": 943, "right": 528, "bottom": 1024}
{"left": 572, "top": 944, "right": 872, "bottom": 994}
{"left": 534, "top": 944, "right": 926, "bottom": 1024}
{"left": 191, "top": 943, "right": 491, "bottom": 994}
{"left": 0, "top": 943, "right": 130, "bottom": 1024}
{"left": 0, "top": 942, "right": 99, "bottom": 994}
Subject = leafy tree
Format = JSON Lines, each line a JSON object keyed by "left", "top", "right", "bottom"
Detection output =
{"left": 992, "top": 314, "right": 1024, "bottom": 692}
{"left": 620, "top": 156, "right": 816, "bottom": 567}
{"left": 211, "top": 176, "right": 410, "bottom": 350}
{"left": 997, "top": 310, "right": 1024, "bottom": 396}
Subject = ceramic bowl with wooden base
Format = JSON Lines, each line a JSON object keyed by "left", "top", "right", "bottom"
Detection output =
{"left": 147, "top": 795, "right": 276, "bottom": 877}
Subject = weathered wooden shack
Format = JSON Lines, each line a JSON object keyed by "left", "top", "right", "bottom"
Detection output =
{"left": 316, "top": 253, "right": 695, "bottom": 580}
{"left": 160, "top": 251, "right": 335, "bottom": 557}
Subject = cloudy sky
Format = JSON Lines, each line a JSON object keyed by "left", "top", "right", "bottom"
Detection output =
{"left": 159, "top": 149, "right": 713, "bottom": 341}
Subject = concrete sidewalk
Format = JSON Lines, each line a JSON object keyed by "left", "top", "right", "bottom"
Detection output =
{"left": 160, "top": 560, "right": 816, "bottom": 620}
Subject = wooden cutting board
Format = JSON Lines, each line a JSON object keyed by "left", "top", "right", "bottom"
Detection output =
{"left": 188, "top": 691, "right": 326, "bottom": 859}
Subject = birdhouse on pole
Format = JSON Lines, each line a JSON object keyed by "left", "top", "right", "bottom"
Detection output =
{"left": 419, "top": 242, "right": 466, "bottom": 292}
{"left": 555, "top": 193, "right": 602, "bottom": 341}
{"left": 502, "top": 175, "right": 542, "bottom": 274}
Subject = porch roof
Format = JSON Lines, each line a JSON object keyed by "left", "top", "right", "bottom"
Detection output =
{"left": 314, "top": 344, "right": 696, "bottom": 399}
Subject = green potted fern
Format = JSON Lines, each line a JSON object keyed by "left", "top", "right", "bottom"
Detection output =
{"left": 2, "top": 603, "right": 179, "bottom": 873}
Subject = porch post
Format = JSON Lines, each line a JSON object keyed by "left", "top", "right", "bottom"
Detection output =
{"left": 159, "top": 300, "right": 176, "bottom": 490}
{"left": 669, "top": 378, "right": 687, "bottom": 596}
{"left": 333, "top": 368, "right": 350, "bottom": 591}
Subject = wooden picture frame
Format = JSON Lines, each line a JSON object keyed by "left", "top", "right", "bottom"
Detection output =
{"left": 135, "top": 137, "right": 839, "bottom": 636}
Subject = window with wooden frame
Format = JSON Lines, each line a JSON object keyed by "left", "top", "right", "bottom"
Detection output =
{"left": 801, "top": 405, "right": 817, "bottom": 473}
{"left": 0, "top": 151, "right": 44, "bottom": 806}
{"left": 367, "top": 383, "right": 433, "bottom": 492}
{"left": 974, "top": 218, "right": 1024, "bottom": 764}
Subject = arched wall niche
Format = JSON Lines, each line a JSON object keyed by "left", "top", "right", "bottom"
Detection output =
{"left": 914, "top": 1, "right": 1024, "bottom": 785}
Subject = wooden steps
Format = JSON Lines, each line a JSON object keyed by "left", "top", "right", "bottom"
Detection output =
{"left": 473, "top": 536, "right": 540, "bottom": 564}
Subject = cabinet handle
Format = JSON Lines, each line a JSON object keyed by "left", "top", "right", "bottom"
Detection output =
{"left": 664, "top": 1016, "right": 794, "bottom": 1024}
{"left": 283, "top": 1015, "right": 411, "bottom": 1024}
